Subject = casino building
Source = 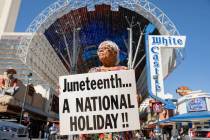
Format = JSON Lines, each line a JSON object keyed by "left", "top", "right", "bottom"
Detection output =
{"left": 0, "top": 0, "right": 184, "bottom": 134}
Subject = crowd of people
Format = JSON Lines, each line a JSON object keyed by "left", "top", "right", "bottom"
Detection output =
{"left": 27, "top": 121, "right": 59, "bottom": 140}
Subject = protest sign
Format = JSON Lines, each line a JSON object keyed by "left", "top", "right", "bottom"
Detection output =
{"left": 59, "top": 70, "right": 140, "bottom": 135}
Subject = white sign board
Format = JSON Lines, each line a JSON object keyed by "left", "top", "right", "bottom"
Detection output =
{"left": 59, "top": 70, "right": 140, "bottom": 135}
{"left": 148, "top": 35, "right": 186, "bottom": 99}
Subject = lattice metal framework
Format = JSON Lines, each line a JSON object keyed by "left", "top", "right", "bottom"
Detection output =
{"left": 0, "top": 34, "right": 47, "bottom": 85}
{"left": 27, "top": 0, "right": 179, "bottom": 34}
{"left": 17, "top": 0, "right": 182, "bottom": 62}
{"left": 16, "top": 0, "right": 184, "bottom": 90}
{"left": 25, "top": 33, "right": 69, "bottom": 88}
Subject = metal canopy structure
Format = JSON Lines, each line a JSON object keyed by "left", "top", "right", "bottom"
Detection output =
{"left": 16, "top": 0, "right": 183, "bottom": 93}
{"left": 26, "top": 0, "right": 179, "bottom": 34}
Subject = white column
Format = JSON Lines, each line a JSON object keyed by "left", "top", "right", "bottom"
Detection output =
{"left": 0, "top": 0, "right": 21, "bottom": 33}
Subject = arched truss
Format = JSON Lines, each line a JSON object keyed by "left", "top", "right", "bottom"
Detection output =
{"left": 16, "top": 0, "right": 184, "bottom": 92}
{"left": 17, "top": 0, "right": 182, "bottom": 61}
{"left": 27, "top": 0, "right": 179, "bottom": 34}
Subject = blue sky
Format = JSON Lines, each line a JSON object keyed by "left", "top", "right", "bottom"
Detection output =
{"left": 15, "top": 0, "right": 210, "bottom": 98}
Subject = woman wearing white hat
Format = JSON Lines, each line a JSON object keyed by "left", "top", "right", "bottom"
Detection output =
{"left": 89, "top": 40, "right": 127, "bottom": 73}
{"left": 81, "top": 41, "right": 132, "bottom": 140}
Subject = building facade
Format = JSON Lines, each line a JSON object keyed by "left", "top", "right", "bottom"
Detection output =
{"left": 0, "top": 33, "right": 64, "bottom": 126}
{"left": 0, "top": 0, "right": 21, "bottom": 33}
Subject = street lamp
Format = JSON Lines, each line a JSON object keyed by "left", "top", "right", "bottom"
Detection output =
{"left": 19, "top": 73, "right": 32, "bottom": 124}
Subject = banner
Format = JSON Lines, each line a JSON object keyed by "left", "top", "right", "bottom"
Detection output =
{"left": 148, "top": 35, "right": 186, "bottom": 99}
{"left": 59, "top": 70, "right": 140, "bottom": 135}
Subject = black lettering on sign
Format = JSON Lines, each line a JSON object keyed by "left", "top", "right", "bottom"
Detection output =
{"left": 110, "top": 95, "right": 118, "bottom": 110}
{"left": 63, "top": 79, "right": 67, "bottom": 92}
{"left": 80, "top": 80, "right": 85, "bottom": 91}
{"left": 98, "top": 96, "right": 102, "bottom": 111}
{"left": 103, "top": 96, "right": 110, "bottom": 110}
{"left": 111, "top": 113, "right": 118, "bottom": 129}
{"left": 120, "top": 94, "right": 127, "bottom": 109}
{"left": 97, "top": 115, "right": 104, "bottom": 130}
{"left": 76, "top": 98, "right": 83, "bottom": 112}
{"left": 110, "top": 75, "right": 115, "bottom": 88}
{"left": 85, "top": 98, "right": 92, "bottom": 111}
{"left": 78, "top": 116, "right": 85, "bottom": 131}
{"left": 85, "top": 77, "right": 91, "bottom": 90}
{"left": 69, "top": 114, "right": 119, "bottom": 132}
{"left": 63, "top": 99, "right": 70, "bottom": 113}
{"left": 90, "top": 80, "right": 97, "bottom": 90}
{"left": 97, "top": 79, "right": 103, "bottom": 89}
{"left": 90, "top": 96, "right": 97, "bottom": 111}
{"left": 115, "top": 74, "right": 122, "bottom": 88}
{"left": 62, "top": 74, "right": 132, "bottom": 92}
{"left": 86, "top": 115, "right": 93, "bottom": 130}
{"left": 75, "top": 94, "right": 135, "bottom": 113}
{"left": 70, "top": 116, "right": 77, "bottom": 131}
{"left": 127, "top": 94, "right": 135, "bottom": 108}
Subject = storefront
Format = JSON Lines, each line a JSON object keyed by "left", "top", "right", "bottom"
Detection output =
{"left": 139, "top": 98, "right": 175, "bottom": 138}
{"left": 172, "top": 91, "right": 210, "bottom": 122}
{"left": 159, "top": 90, "right": 210, "bottom": 137}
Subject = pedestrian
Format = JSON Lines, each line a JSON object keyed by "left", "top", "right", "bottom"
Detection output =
{"left": 44, "top": 122, "right": 50, "bottom": 140}
{"left": 49, "top": 123, "right": 58, "bottom": 140}
{"left": 149, "top": 131, "right": 157, "bottom": 140}
{"left": 27, "top": 121, "right": 33, "bottom": 140}
{"left": 40, "top": 123, "right": 45, "bottom": 138}
{"left": 171, "top": 125, "right": 179, "bottom": 140}
{"left": 0, "top": 69, "right": 20, "bottom": 96}
{"left": 179, "top": 126, "right": 187, "bottom": 140}
{"left": 135, "top": 130, "right": 142, "bottom": 140}
{"left": 140, "top": 131, "right": 145, "bottom": 140}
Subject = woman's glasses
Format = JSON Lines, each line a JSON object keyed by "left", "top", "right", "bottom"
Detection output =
{"left": 97, "top": 45, "right": 115, "bottom": 53}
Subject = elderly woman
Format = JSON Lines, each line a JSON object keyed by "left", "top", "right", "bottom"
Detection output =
{"left": 80, "top": 41, "right": 134, "bottom": 140}
{"left": 94, "top": 41, "right": 142, "bottom": 104}
{"left": 89, "top": 40, "right": 127, "bottom": 73}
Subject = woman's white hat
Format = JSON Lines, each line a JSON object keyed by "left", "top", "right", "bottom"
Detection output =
{"left": 98, "top": 40, "right": 119, "bottom": 53}
{"left": 98, "top": 40, "right": 120, "bottom": 65}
